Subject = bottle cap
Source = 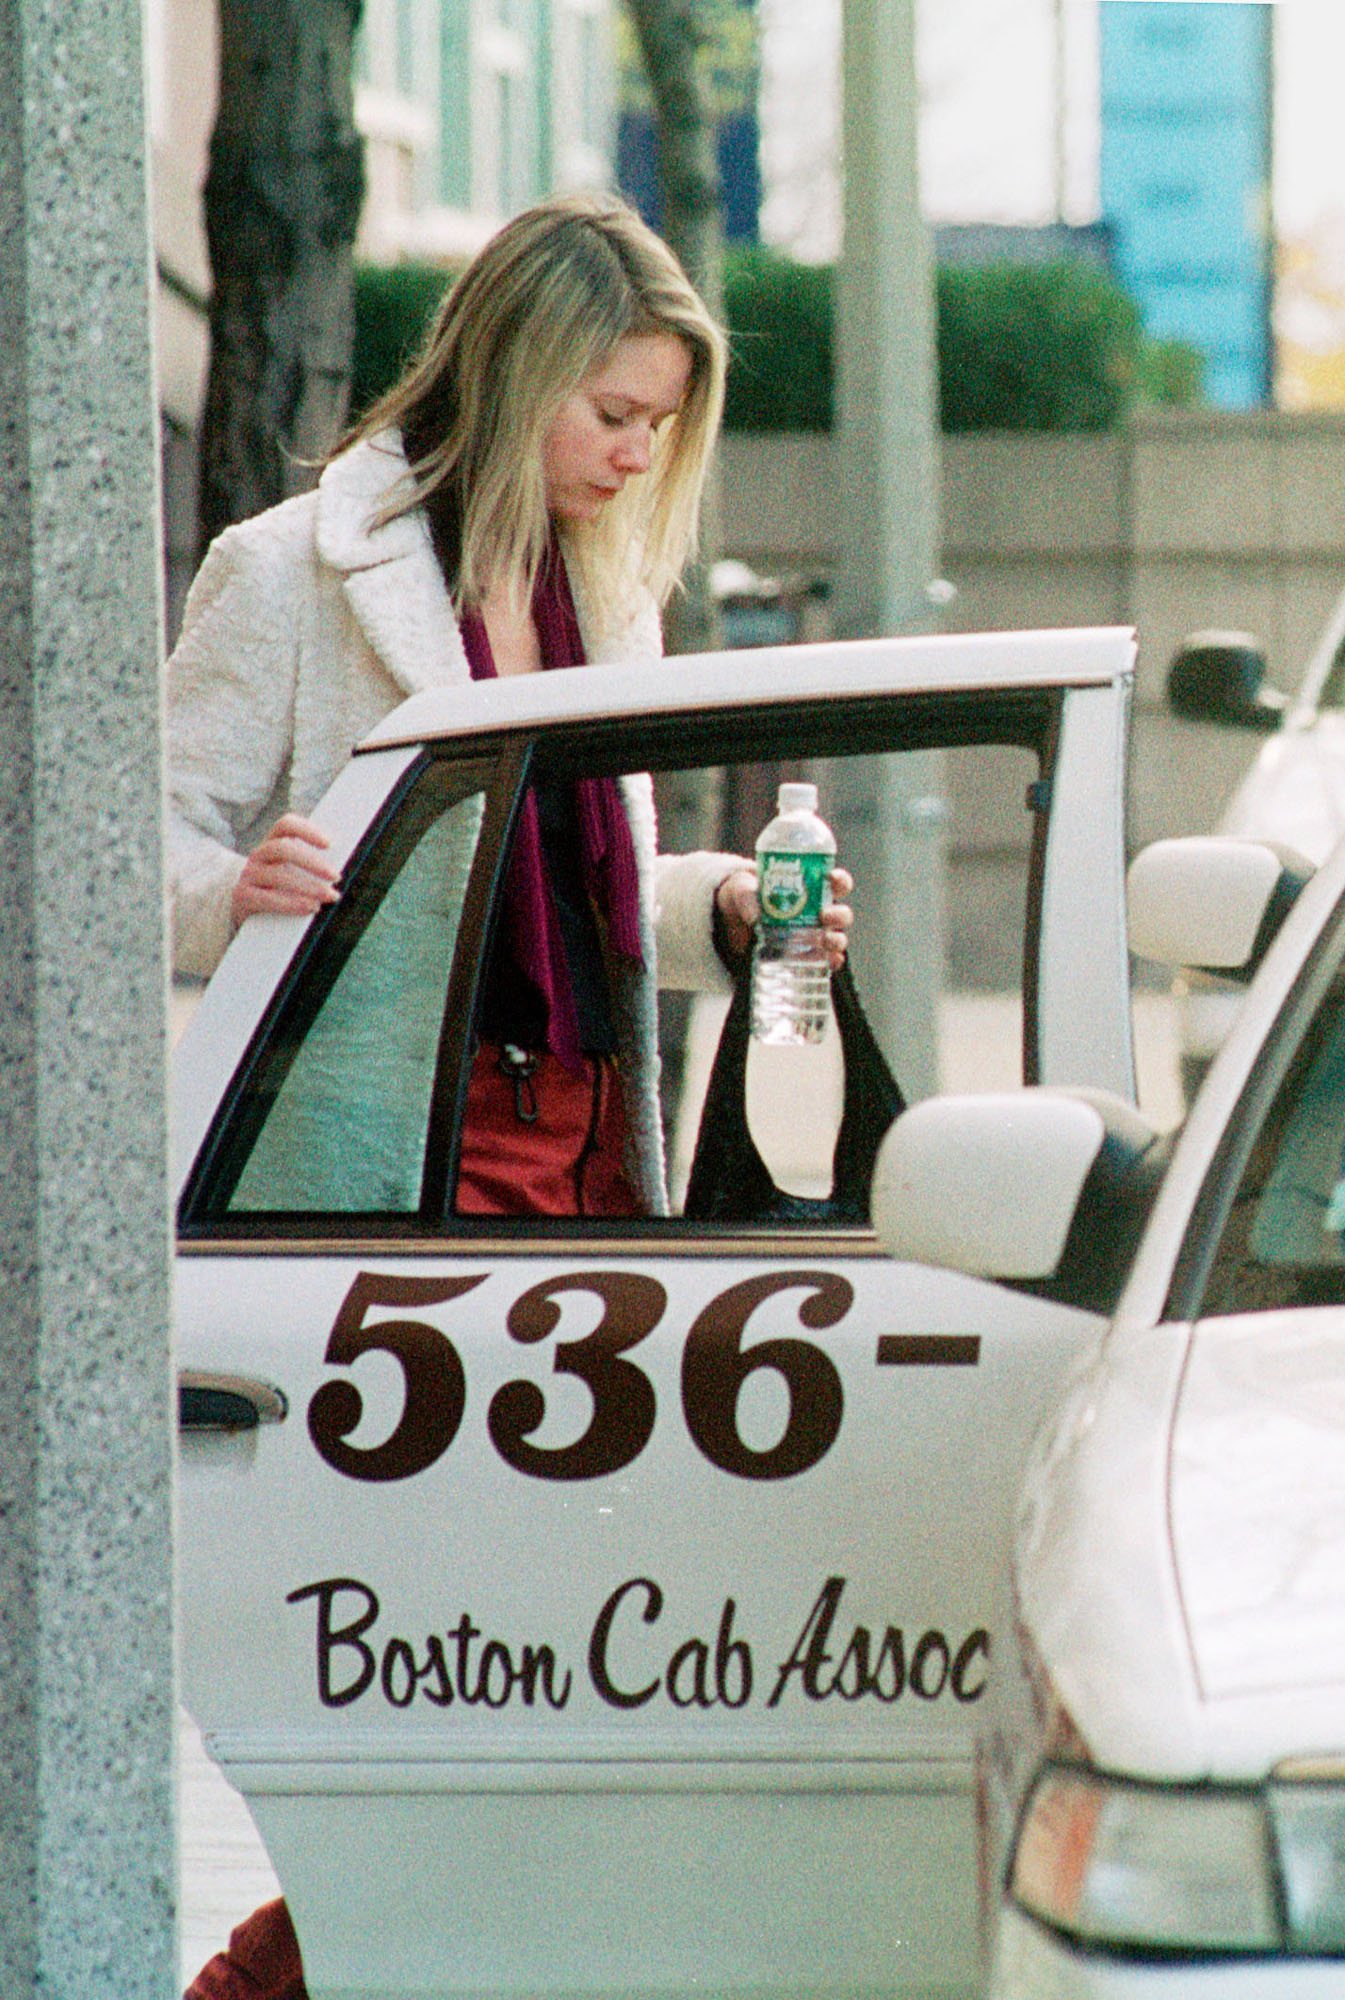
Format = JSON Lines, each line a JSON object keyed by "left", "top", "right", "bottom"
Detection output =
{"left": 777, "top": 782, "right": 818, "bottom": 814}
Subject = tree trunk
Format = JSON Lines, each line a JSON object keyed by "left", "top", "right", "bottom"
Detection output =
{"left": 624, "top": 0, "right": 723, "bottom": 320}
{"left": 625, "top": 1, "right": 731, "bottom": 1151}
{"left": 197, "top": 0, "right": 365, "bottom": 557}
{"left": 624, "top": 0, "right": 723, "bottom": 661}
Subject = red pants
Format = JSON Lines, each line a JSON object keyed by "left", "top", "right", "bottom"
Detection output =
{"left": 184, "top": 1900, "right": 305, "bottom": 2000}
{"left": 455, "top": 1042, "right": 643, "bottom": 1218}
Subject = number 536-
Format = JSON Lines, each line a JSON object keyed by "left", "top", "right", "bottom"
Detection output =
{"left": 307, "top": 1269, "right": 857, "bottom": 1488}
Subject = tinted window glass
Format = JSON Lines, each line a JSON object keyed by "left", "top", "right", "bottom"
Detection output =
{"left": 1202, "top": 980, "right": 1345, "bottom": 1313}
{"left": 1317, "top": 634, "right": 1345, "bottom": 712}
{"left": 186, "top": 691, "right": 1058, "bottom": 1234}
{"left": 222, "top": 775, "right": 487, "bottom": 1214}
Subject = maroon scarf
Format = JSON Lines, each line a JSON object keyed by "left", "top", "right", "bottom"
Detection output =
{"left": 459, "top": 542, "right": 644, "bottom": 1069}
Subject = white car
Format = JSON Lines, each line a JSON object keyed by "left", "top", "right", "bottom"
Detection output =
{"left": 175, "top": 625, "right": 1142, "bottom": 2000}
{"left": 874, "top": 834, "right": 1345, "bottom": 1997}
{"left": 1172, "top": 588, "right": 1345, "bottom": 1094}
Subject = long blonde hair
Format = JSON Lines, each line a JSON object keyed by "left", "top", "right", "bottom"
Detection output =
{"left": 348, "top": 191, "right": 726, "bottom": 617}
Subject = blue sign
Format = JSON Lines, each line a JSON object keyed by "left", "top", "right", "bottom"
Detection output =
{"left": 617, "top": 110, "right": 761, "bottom": 246}
{"left": 1100, "top": 2, "right": 1273, "bottom": 408}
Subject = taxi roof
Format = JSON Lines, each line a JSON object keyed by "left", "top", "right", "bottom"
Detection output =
{"left": 357, "top": 625, "right": 1137, "bottom": 755}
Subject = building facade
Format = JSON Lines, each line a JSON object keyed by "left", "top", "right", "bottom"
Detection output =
{"left": 356, "top": 0, "right": 616, "bottom": 262}
{"left": 147, "top": 0, "right": 617, "bottom": 630}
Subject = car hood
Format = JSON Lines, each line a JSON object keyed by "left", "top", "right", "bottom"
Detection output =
{"left": 1221, "top": 713, "right": 1345, "bottom": 865}
{"left": 1170, "top": 1307, "right": 1345, "bottom": 1704}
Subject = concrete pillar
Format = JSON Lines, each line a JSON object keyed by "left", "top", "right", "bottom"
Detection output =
{"left": 0, "top": 0, "right": 175, "bottom": 1991}
{"left": 837, "top": 0, "right": 938, "bottom": 637}
{"left": 829, "top": 0, "right": 945, "bottom": 1099}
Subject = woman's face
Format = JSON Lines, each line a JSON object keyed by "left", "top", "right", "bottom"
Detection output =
{"left": 542, "top": 333, "right": 692, "bottom": 525}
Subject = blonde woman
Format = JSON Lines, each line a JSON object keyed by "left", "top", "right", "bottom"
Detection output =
{"left": 178, "top": 192, "right": 853, "bottom": 2000}
{"left": 170, "top": 190, "right": 849, "bottom": 1233}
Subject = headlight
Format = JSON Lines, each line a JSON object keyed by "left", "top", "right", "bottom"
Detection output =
{"left": 1010, "top": 1764, "right": 1278, "bottom": 1955}
{"left": 1010, "top": 1761, "right": 1345, "bottom": 1958}
{"left": 1270, "top": 1774, "right": 1345, "bottom": 1955}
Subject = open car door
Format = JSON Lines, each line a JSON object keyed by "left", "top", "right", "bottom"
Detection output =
{"left": 175, "top": 627, "right": 1134, "bottom": 2000}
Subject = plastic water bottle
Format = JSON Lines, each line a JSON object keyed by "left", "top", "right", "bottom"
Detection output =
{"left": 751, "top": 781, "right": 836, "bottom": 1045}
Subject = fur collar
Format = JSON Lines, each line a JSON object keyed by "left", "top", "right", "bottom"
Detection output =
{"left": 315, "top": 430, "right": 470, "bottom": 695}
{"left": 315, "top": 428, "right": 424, "bottom": 572}
{"left": 312, "top": 427, "right": 658, "bottom": 691}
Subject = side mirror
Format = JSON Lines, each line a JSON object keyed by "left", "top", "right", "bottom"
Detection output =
{"left": 1167, "top": 630, "right": 1285, "bottom": 731}
{"left": 1128, "top": 837, "right": 1312, "bottom": 981}
{"left": 870, "top": 1089, "right": 1164, "bottom": 1313}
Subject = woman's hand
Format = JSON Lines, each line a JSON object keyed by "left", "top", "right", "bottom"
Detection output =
{"left": 714, "top": 865, "right": 854, "bottom": 971}
{"left": 231, "top": 814, "right": 341, "bottom": 928}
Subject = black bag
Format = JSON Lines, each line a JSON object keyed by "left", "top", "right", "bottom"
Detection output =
{"left": 683, "top": 960, "right": 905, "bottom": 1224}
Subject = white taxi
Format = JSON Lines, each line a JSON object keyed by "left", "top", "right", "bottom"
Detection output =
{"left": 875, "top": 835, "right": 1345, "bottom": 1996}
{"left": 175, "top": 626, "right": 1138, "bottom": 2000}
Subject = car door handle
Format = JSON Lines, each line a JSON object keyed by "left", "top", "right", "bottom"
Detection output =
{"left": 178, "top": 1370, "right": 288, "bottom": 1433}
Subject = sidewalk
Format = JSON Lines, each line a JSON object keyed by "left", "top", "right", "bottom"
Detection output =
{"left": 179, "top": 1710, "right": 280, "bottom": 1990}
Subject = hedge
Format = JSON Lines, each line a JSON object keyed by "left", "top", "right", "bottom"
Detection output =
{"left": 938, "top": 261, "right": 1144, "bottom": 432}
{"left": 350, "top": 261, "right": 457, "bottom": 421}
{"left": 722, "top": 248, "right": 833, "bottom": 430}
{"left": 352, "top": 247, "right": 1203, "bottom": 435}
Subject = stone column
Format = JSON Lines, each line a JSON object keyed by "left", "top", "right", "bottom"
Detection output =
{"left": 829, "top": 0, "right": 945, "bottom": 1100}
{"left": 0, "top": 0, "right": 175, "bottom": 1991}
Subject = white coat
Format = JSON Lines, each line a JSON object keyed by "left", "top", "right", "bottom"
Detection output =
{"left": 166, "top": 429, "right": 740, "bottom": 1213}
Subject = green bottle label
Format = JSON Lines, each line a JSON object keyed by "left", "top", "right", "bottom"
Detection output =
{"left": 758, "top": 850, "right": 830, "bottom": 926}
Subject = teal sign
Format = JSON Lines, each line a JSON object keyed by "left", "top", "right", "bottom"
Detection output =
{"left": 1100, "top": 2, "right": 1274, "bottom": 407}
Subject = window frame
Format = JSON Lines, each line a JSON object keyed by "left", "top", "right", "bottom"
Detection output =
{"left": 178, "top": 745, "right": 527, "bottom": 1233}
{"left": 1166, "top": 888, "right": 1345, "bottom": 1321}
{"left": 179, "top": 684, "right": 1064, "bottom": 1244}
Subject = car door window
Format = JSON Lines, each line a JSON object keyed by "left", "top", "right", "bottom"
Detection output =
{"left": 188, "top": 758, "right": 497, "bottom": 1221}
{"left": 1316, "top": 632, "right": 1345, "bottom": 710}
{"left": 1199, "top": 974, "right": 1345, "bottom": 1314}
{"left": 230, "top": 792, "right": 484, "bottom": 1213}
{"left": 663, "top": 740, "right": 1041, "bottom": 1206}
{"left": 183, "top": 687, "right": 1069, "bottom": 1234}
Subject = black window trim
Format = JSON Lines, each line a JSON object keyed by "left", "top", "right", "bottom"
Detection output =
{"left": 179, "top": 682, "right": 1068, "bottom": 1242}
{"left": 419, "top": 736, "right": 532, "bottom": 1220}
{"left": 178, "top": 747, "right": 524, "bottom": 1230}
{"left": 1164, "top": 888, "right": 1345, "bottom": 1324}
